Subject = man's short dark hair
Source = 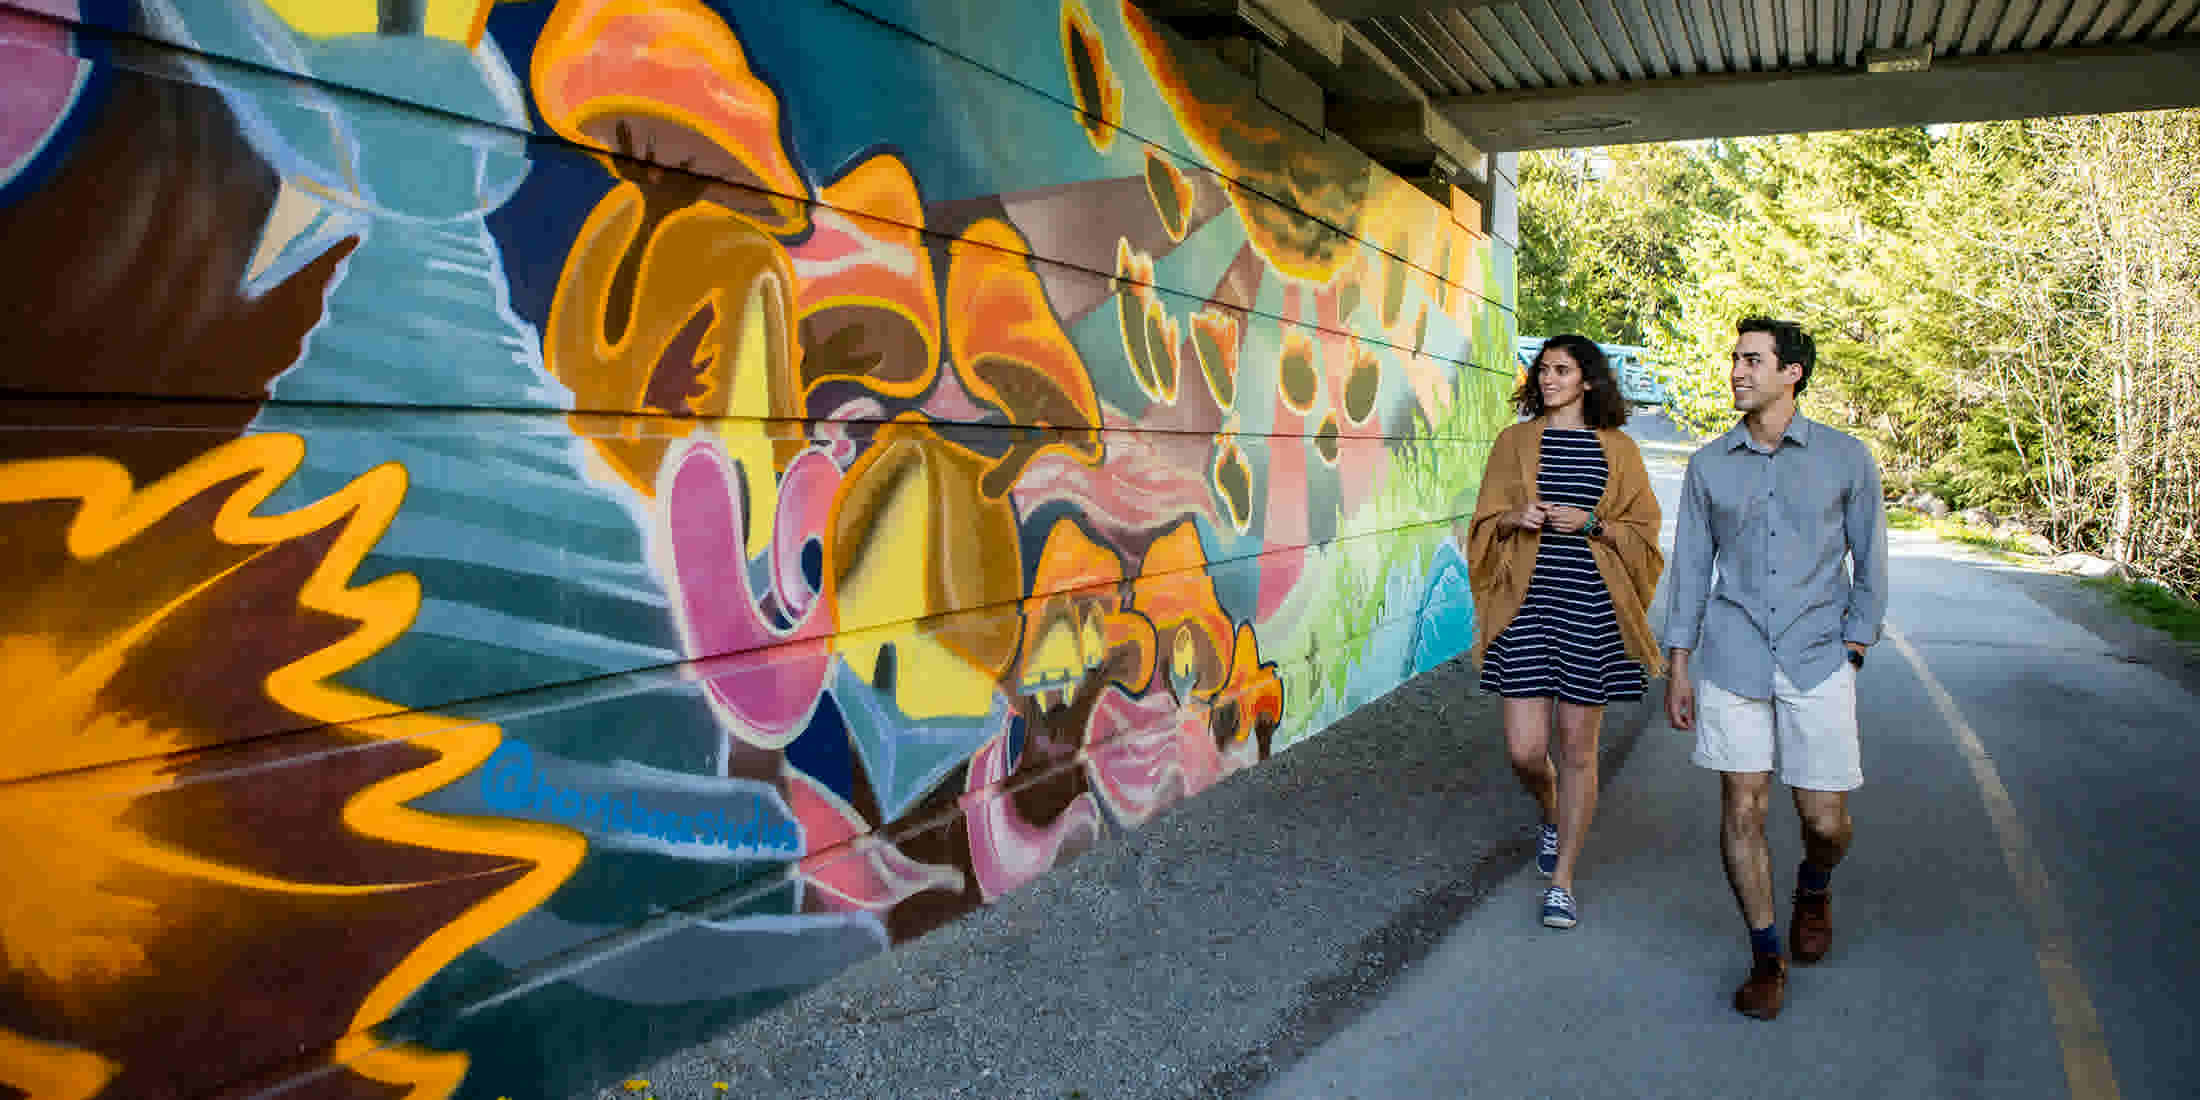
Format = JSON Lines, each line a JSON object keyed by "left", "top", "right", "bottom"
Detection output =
{"left": 1736, "top": 317, "right": 1816, "bottom": 397}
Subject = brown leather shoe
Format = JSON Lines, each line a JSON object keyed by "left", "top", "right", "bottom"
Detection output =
{"left": 1733, "top": 952, "right": 1787, "bottom": 1019}
{"left": 1791, "top": 890, "right": 1832, "bottom": 964}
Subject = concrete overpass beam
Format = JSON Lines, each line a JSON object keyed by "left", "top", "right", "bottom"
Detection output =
{"left": 1315, "top": 0, "right": 1506, "bottom": 19}
{"left": 1137, "top": 0, "right": 1343, "bottom": 69}
{"left": 1329, "top": 99, "right": 1491, "bottom": 222}
{"left": 1435, "top": 41, "right": 2200, "bottom": 151}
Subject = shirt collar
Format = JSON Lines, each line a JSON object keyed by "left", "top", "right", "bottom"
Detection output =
{"left": 1725, "top": 414, "right": 1812, "bottom": 453}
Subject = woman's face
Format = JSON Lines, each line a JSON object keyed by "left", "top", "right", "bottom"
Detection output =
{"left": 1536, "top": 348, "right": 1586, "bottom": 413}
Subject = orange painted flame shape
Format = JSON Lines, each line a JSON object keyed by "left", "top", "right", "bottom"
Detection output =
{"left": 1062, "top": 0, "right": 1121, "bottom": 151}
{"left": 1209, "top": 621, "right": 1283, "bottom": 757}
{"left": 1132, "top": 523, "right": 1235, "bottom": 702}
{"left": 532, "top": 0, "right": 810, "bottom": 235}
{"left": 1277, "top": 329, "right": 1320, "bottom": 415}
{"left": 1015, "top": 518, "right": 1156, "bottom": 707}
{"left": 545, "top": 195, "right": 799, "bottom": 496}
{"left": 1144, "top": 149, "right": 1194, "bottom": 243}
{"left": 1210, "top": 438, "right": 1253, "bottom": 534}
{"left": 1119, "top": 0, "right": 1369, "bottom": 283}
{"left": 786, "top": 154, "right": 941, "bottom": 404}
{"left": 0, "top": 437, "right": 582, "bottom": 1099}
{"left": 947, "top": 219, "right": 1105, "bottom": 496}
{"left": 1114, "top": 239, "right": 1181, "bottom": 407}
{"left": 1189, "top": 306, "right": 1241, "bottom": 411}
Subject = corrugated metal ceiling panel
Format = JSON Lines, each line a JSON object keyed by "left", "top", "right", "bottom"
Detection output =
{"left": 1355, "top": 0, "right": 2200, "bottom": 101}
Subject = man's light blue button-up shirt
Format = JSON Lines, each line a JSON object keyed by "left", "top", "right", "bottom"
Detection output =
{"left": 1661, "top": 415, "right": 1888, "bottom": 698}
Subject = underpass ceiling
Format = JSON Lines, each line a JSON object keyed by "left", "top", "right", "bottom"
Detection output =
{"left": 1143, "top": 2, "right": 2200, "bottom": 156}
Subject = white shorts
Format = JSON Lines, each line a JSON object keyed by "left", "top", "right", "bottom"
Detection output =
{"left": 1691, "top": 663, "right": 1862, "bottom": 791}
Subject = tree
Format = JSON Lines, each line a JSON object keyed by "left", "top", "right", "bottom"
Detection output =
{"left": 1516, "top": 144, "right": 1717, "bottom": 346}
{"left": 1519, "top": 117, "right": 2200, "bottom": 598}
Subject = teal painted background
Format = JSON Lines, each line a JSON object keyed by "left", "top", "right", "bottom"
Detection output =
{"left": 0, "top": 1, "right": 1515, "bottom": 1095}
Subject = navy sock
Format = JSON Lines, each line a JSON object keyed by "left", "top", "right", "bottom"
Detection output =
{"left": 1750, "top": 924, "right": 1781, "bottom": 958}
{"left": 1798, "top": 861, "right": 1833, "bottom": 894}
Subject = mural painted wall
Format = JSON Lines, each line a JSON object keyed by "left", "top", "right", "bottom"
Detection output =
{"left": 0, "top": 0, "right": 1515, "bottom": 1095}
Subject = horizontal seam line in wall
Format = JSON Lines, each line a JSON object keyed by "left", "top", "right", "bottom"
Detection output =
{"left": 36, "top": 6, "right": 1502, "bottom": 339}
{"left": 0, "top": 392, "right": 1519, "bottom": 443}
{"left": 0, "top": 514, "right": 1474, "bottom": 793}
{"left": 380, "top": 581, "right": 1446, "bottom": 1040}
{"left": 816, "top": 0, "right": 1480, "bottom": 285}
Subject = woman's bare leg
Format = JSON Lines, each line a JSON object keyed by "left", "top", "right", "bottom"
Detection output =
{"left": 1502, "top": 697, "right": 1557, "bottom": 823}
{"left": 1550, "top": 702, "right": 1605, "bottom": 892}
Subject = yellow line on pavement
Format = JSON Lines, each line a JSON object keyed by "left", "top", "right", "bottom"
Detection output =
{"left": 1888, "top": 627, "right": 2120, "bottom": 1100}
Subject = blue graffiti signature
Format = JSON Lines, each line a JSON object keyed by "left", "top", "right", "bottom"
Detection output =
{"left": 479, "top": 739, "right": 802, "bottom": 858}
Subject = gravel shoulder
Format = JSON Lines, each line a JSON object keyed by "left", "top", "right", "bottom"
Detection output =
{"left": 587, "top": 663, "right": 1659, "bottom": 1100}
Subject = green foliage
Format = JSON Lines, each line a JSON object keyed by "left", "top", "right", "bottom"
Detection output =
{"left": 1517, "top": 146, "right": 1718, "bottom": 346}
{"left": 2083, "top": 577, "right": 2200, "bottom": 645}
{"left": 1655, "top": 130, "right": 1955, "bottom": 455}
{"left": 1887, "top": 506, "right": 2043, "bottom": 560}
{"left": 1934, "top": 522, "right": 2035, "bottom": 559}
{"left": 1942, "top": 405, "right": 2039, "bottom": 516}
{"left": 1517, "top": 115, "right": 2200, "bottom": 600}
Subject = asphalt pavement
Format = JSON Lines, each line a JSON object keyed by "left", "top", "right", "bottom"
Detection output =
{"left": 592, "top": 410, "right": 2200, "bottom": 1099}
{"left": 1261, "top": 413, "right": 2200, "bottom": 1100}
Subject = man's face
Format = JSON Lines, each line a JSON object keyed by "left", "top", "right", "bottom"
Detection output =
{"left": 1729, "top": 331, "right": 1799, "bottom": 412}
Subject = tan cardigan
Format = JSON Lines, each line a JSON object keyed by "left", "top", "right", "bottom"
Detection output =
{"left": 1460, "top": 417, "right": 1666, "bottom": 678}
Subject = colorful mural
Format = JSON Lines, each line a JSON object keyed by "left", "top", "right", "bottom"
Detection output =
{"left": 0, "top": 0, "right": 1514, "bottom": 1095}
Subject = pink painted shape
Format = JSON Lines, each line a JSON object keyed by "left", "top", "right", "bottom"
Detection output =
{"left": 6, "top": 1, "right": 82, "bottom": 20}
{"left": 1257, "top": 404, "right": 1312, "bottom": 621}
{"left": 1315, "top": 288, "right": 1353, "bottom": 404}
{"left": 916, "top": 361, "right": 991, "bottom": 421}
{"left": 789, "top": 770, "right": 965, "bottom": 912}
{"left": 1011, "top": 445, "right": 1215, "bottom": 554}
{"left": 1082, "top": 688, "right": 1221, "bottom": 827}
{"left": 663, "top": 442, "right": 831, "bottom": 748}
{"left": 960, "top": 734, "right": 1101, "bottom": 900}
{"left": 1256, "top": 544, "right": 1306, "bottom": 622}
{"left": 770, "top": 448, "right": 839, "bottom": 619}
{"left": 0, "top": 6, "right": 87, "bottom": 186}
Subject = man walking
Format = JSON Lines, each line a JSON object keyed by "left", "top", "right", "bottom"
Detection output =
{"left": 1663, "top": 318, "right": 1888, "bottom": 1020}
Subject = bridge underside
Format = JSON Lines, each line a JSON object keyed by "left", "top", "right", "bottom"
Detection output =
{"left": 1142, "top": 0, "right": 2200, "bottom": 227}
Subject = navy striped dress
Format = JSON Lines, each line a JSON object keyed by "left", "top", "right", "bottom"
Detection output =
{"left": 1479, "top": 428, "right": 1646, "bottom": 705}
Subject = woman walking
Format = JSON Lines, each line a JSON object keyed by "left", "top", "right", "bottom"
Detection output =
{"left": 1466, "top": 335, "right": 1665, "bottom": 929}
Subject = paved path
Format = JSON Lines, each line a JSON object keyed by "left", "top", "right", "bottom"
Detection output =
{"left": 1260, "top": 418, "right": 2200, "bottom": 1100}
{"left": 587, "top": 410, "right": 2199, "bottom": 1100}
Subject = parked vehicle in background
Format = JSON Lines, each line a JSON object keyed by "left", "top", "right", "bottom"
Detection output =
{"left": 1516, "top": 337, "right": 1670, "bottom": 406}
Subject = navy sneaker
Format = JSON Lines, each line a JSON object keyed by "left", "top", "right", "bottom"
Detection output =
{"left": 1535, "top": 822, "right": 1560, "bottom": 877}
{"left": 1541, "top": 885, "right": 1578, "bottom": 929}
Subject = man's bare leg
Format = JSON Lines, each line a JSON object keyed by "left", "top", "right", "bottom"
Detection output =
{"left": 1789, "top": 788, "right": 1851, "bottom": 963}
{"left": 1792, "top": 788, "right": 1853, "bottom": 870}
{"left": 1550, "top": 702, "right": 1604, "bottom": 892}
{"left": 1722, "top": 770, "right": 1787, "bottom": 1018}
{"left": 1719, "top": 771, "right": 1777, "bottom": 930}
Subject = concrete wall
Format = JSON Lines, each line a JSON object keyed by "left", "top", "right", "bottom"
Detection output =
{"left": 0, "top": 1, "right": 1515, "bottom": 1095}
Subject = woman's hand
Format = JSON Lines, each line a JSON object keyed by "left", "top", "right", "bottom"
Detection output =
{"left": 1544, "top": 504, "right": 1595, "bottom": 534}
{"left": 1506, "top": 502, "right": 1550, "bottom": 532}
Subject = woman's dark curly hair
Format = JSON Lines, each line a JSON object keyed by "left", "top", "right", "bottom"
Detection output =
{"left": 1513, "top": 333, "right": 1630, "bottom": 429}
